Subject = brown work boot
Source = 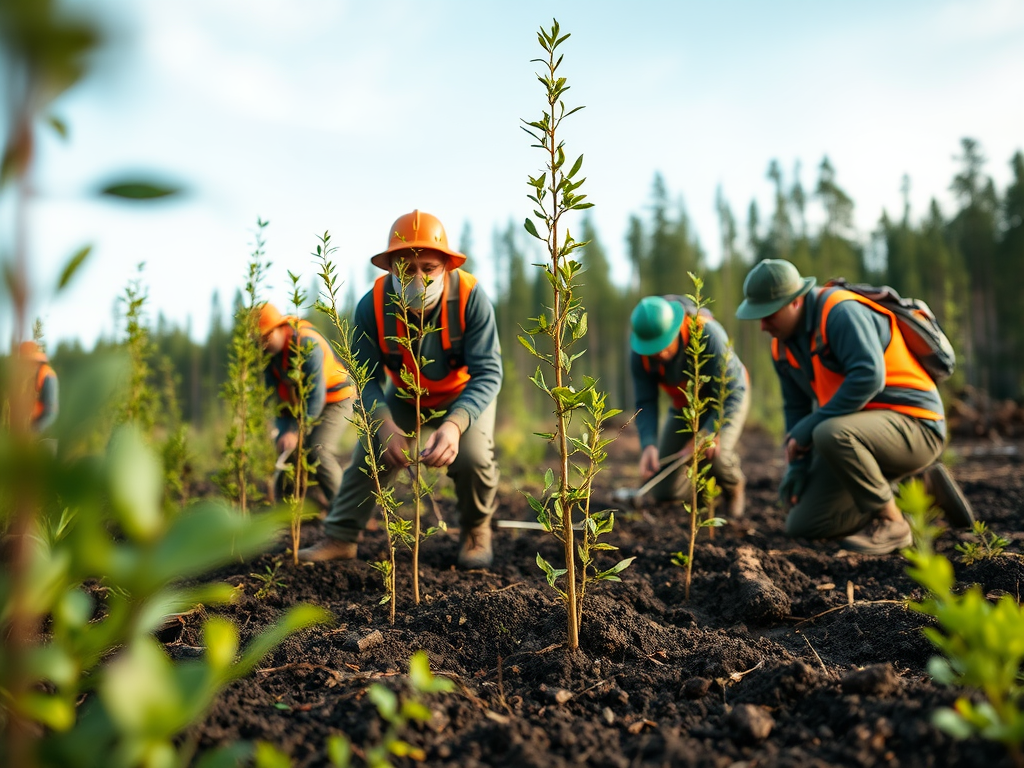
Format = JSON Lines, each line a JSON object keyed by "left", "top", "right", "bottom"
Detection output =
{"left": 922, "top": 463, "right": 976, "bottom": 529}
{"left": 297, "top": 537, "right": 358, "bottom": 563}
{"left": 457, "top": 522, "right": 493, "bottom": 570}
{"left": 839, "top": 515, "right": 913, "bottom": 555}
{"left": 723, "top": 481, "right": 746, "bottom": 519}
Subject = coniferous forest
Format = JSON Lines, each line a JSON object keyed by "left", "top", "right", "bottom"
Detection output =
{"left": 50, "top": 139, "right": 1024, "bottom": 454}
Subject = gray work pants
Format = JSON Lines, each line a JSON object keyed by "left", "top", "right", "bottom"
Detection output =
{"left": 650, "top": 385, "right": 750, "bottom": 502}
{"left": 309, "top": 398, "right": 354, "bottom": 501}
{"left": 785, "top": 410, "right": 944, "bottom": 539}
{"left": 324, "top": 396, "right": 499, "bottom": 542}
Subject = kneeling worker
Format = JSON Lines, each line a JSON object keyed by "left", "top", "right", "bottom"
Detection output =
{"left": 260, "top": 304, "right": 355, "bottom": 510}
{"left": 299, "top": 210, "right": 502, "bottom": 569}
{"left": 736, "top": 259, "right": 949, "bottom": 554}
{"left": 629, "top": 295, "right": 749, "bottom": 516}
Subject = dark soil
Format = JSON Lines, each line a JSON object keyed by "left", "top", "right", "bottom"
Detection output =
{"left": 178, "top": 426, "right": 1024, "bottom": 767}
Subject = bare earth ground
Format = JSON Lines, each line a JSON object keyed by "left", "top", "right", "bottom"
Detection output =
{"left": 174, "top": 426, "right": 1024, "bottom": 768}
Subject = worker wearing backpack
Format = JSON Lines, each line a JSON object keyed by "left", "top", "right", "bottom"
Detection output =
{"left": 736, "top": 259, "right": 969, "bottom": 555}
{"left": 298, "top": 210, "right": 503, "bottom": 569}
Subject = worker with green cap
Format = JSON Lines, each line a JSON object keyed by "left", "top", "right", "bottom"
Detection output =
{"left": 735, "top": 259, "right": 950, "bottom": 554}
{"left": 629, "top": 295, "right": 749, "bottom": 516}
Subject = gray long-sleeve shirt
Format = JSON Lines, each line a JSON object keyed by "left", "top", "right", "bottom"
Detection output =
{"left": 631, "top": 312, "right": 747, "bottom": 450}
{"left": 353, "top": 271, "right": 502, "bottom": 433}
{"left": 775, "top": 287, "right": 946, "bottom": 448}
{"left": 33, "top": 368, "right": 59, "bottom": 433}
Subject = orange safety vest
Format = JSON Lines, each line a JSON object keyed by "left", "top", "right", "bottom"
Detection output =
{"left": 771, "top": 288, "right": 944, "bottom": 422}
{"left": 640, "top": 313, "right": 707, "bottom": 410}
{"left": 374, "top": 269, "right": 475, "bottom": 408}
{"left": 272, "top": 319, "right": 354, "bottom": 405}
{"left": 33, "top": 363, "right": 55, "bottom": 420}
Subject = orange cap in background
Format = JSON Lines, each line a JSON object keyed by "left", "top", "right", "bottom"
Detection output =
{"left": 18, "top": 340, "right": 47, "bottom": 362}
{"left": 370, "top": 210, "right": 467, "bottom": 271}
{"left": 258, "top": 303, "right": 288, "bottom": 337}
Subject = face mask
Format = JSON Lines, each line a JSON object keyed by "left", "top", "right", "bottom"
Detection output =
{"left": 391, "top": 272, "right": 444, "bottom": 310}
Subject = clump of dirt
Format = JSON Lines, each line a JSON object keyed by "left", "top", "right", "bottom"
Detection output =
{"left": 184, "top": 428, "right": 1023, "bottom": 767}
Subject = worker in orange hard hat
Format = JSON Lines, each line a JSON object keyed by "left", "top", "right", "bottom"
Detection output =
{"left": 260, "top": 303, "right": 356, "bottom": 511}
{"left": 17, "top": 341, "right": 59, "bottom": 434}
{"left": 299, "top": 210, "right": 503, "bottom": 569}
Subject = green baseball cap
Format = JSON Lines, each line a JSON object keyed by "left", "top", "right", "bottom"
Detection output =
{"left": 630, "top": 296, "right": 685, "bottom": 356}
{"left": 735, "top": 259, "right": 816, "bottom": 320}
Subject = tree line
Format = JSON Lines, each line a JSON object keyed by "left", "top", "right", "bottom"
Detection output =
{"left": 48, "top": 138, "right": 1024, "bottom": 442}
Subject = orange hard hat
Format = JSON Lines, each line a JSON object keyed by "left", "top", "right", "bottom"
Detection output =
{"left": 18, "top": 340, "right": 47, "bottom": 362}
{"left": 258, "top": 303, "right": 288, "bottom": 337}
{"left": 370, "top": 210, "right": 466, "bottom": 271}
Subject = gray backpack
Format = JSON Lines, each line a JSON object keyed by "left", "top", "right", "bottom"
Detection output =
{"left": 825, "top": 278, "right": 956, "bottom": 383}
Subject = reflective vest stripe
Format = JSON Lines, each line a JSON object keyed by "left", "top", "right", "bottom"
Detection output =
{"left": 274, "top": 320, "right": 354, "bottom": 404}
{"left": 33, "top": 363, "right": 54, "bottom": 420}
{"left": 374, "top": 270, "right": 476, "bottom": 408}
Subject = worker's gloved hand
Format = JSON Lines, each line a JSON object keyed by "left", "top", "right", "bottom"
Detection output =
{"left": 778, "top": 462, "right": 809, "bottom": 508}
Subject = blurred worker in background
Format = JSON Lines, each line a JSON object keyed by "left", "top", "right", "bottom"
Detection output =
{"left": 629, "top": 295, "right": 749, "bottom": 517}
{"left": 299, "top": 209, "right": 503, "bottom": 569}
{"left": 260, "top": 304, "right": 355, "bottom": 511}
{"left": 18, "top": 341, "right": 59, "bottom": 435}
{"left": 736, "top": 258, "right": 963, "bottom": 555}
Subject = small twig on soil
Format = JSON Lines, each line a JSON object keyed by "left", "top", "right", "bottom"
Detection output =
{"left": 846, "top": 580, "right": 855, "bottom": 606}
{"left": 796, "top": 631, "right": 832, "bottom": 678}
{"left": 255, "top": 662, "right": 401, "bottom": 686}
{"left": 727, "top": 660, "right": 763, "bottom": 683}
{"left": 495, "top": 655, "right": 513, "bottom": 716}
{"left": 791, "top": 599, "right": 905, "bottom": 628}
{"left": 486, "top": 582, "right": 525, "bottom": 594}
{"left": 577, "top": 678, "right": 610, "bottom": 696}
{"left": 443, "top": 672, "right": 497, "bottom": 714}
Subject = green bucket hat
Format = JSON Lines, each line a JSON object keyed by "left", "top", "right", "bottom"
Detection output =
{"left": 735, "top": 259, "right": 816, "bottom": 320}
{"left": 630, "top": 296, "right": 685, "bottom": 356}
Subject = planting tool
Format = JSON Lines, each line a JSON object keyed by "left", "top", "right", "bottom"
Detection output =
{"left": 270, "top": 448, "right": 294, "bottom": 503}
{"left": 612, "top": 446, "right": 694, "bottom": 508}
{"left": 495, "top": 519, "right": 584, "bottom": 531}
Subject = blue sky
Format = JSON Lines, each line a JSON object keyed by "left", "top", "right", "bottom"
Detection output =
{"left": 6, "top": 0, "right": 1024, "bottom": 348}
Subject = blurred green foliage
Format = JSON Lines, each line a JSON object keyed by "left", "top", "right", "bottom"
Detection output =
{"left": 902, "top": 480, "right": 1024, "bottom": 762}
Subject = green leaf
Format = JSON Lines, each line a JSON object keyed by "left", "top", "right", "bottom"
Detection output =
{"left": 100, "top": 637, "right": 182, "bottom": 735}
{"left": 932, "top": 708, "right": 975, "bottom": 739}
{"left": 253, "top": 742, "right": 292, "bottom": 768}
{"left": 106, "top": 425, "right": 164, "bottom": 542}
{"left": 195, "top": 743, "right": 254, "bottom": 768}
{"left": 100, "top": 180, "right": 181, "bottom": 200}
{"left": 536, "top": 553, "right": 567, "bottom": 588}
{"left": 597, "top": 556, "right": 635, "bottom": 580}
{"left": 204, "top": 617, "right": 240, "bottom": 674}
{"left": 326, "top": 735, "right": 352, "bottom": 768}
{"left": 524, "top": 217, "right": 542, "bottom": 240}
{"left": 567, "top": 154, "right": 583, "bottom": 179}
{"left": 368, "top": 684, "right": 398, "bottom": 721}
{"left": 47, "top": 115, "right": 69, "bottom": 140}
{"left": 56, "top": 244, "right": 92, "bottom": 291}
{"left": 18, "top": 692, "right": 76, "bottom": 731}
{"left": 409, "top": 650, "right": 455, "bottom": 694}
